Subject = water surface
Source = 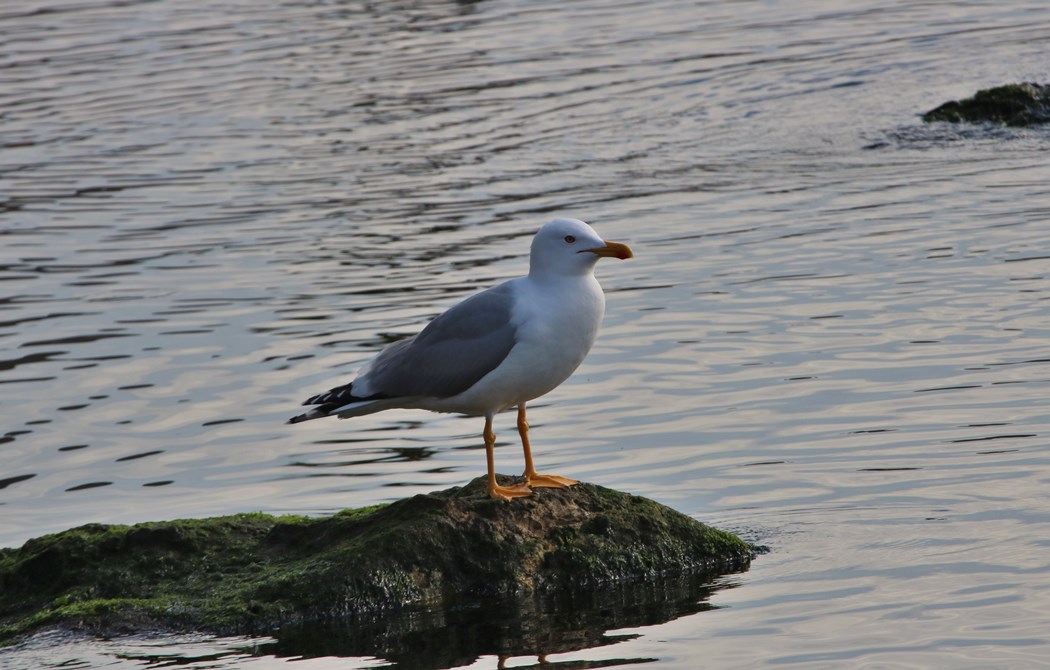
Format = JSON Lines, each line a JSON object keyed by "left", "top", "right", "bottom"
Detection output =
{"left": 3, "top": 0, "right": 1050, "bottom": 668}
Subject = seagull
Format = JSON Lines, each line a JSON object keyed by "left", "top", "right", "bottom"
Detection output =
{"left": 289, "top": 218, "right": 633, "bottom": 500}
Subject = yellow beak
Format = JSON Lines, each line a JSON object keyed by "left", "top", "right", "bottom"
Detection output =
{"left": 581, "top": 240, "right": 634, "bottom": 260}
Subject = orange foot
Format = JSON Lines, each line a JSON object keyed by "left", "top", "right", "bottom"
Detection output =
{"left": 524, "top": 472, "right": 578, "bottom": 489}
{"left": 489, "top": 481, "right": 532, "bottom": 501}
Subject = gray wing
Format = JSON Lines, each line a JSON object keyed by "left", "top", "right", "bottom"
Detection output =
{"left": 363, "top": 281, "right": 518, "bottom": 398}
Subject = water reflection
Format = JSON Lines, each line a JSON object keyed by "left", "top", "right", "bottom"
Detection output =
{"left": 254, "top": 575, "right": 730, "bottom": 669}
{"left": 288, "top": 446, "right": 439, "bottom": 471}
{"left": 0, "top": 474, "right": 35, "bottom": 490}
{"left": 1, "top": 575, "right": 733, "bottom": 670}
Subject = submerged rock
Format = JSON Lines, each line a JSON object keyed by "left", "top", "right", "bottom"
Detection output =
{"left": 0, "top": 477, "right": 752, "bottom": 643}
{"left": 922, "top": 82, "right": 1050, "bottom": 126}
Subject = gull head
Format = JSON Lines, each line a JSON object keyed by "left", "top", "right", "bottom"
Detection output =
{"left": 529, "top": 218, "right": 633, "bottom": 278}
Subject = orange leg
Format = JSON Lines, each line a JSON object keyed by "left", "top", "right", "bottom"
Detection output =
{"left": 485, "top": 414, "right": 531, "bottom": 500}
{"left": 518, "top": 405, "right": 578, "bottom": 488}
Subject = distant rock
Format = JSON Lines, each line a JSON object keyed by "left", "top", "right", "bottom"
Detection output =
{"left": 0, "top": 476, "right": 753, "bottom": 643}
{"left": 923, "top": 83, "right": 1050, "bottom": 126}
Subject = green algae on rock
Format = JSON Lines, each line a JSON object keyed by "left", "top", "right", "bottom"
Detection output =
{"left": 0, "top": 477, "right": 752, "bottom": 643}
{"left": 922, "top": 83, "right": 1050, "bottom": 126}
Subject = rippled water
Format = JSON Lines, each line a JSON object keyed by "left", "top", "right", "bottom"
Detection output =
{"left": 4, "top": 0, "right": 1050, "bottom": 667}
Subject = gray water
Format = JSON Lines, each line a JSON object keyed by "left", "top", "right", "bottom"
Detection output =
{"left": 3, "top": 0, "right": 1050, "bottom": 667}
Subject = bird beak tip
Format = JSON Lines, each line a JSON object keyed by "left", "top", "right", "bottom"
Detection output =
{"left": 603, "top": 240, "right": 634, "bottom": 259}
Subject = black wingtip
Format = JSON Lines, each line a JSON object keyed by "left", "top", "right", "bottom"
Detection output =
{"left": 303, "top": 382, "right": 356, "bottom": 407}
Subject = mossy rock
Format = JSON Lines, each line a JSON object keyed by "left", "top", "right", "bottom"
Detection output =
{"left": 0, "top": 477, "right": 751, "bottom": 643}
{"left": 922, "top": 82, "right": 1050, "bottom": 126}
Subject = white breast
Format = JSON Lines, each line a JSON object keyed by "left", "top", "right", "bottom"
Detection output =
{"left": 430, "top": 274, "right": 606, "bottom": 416}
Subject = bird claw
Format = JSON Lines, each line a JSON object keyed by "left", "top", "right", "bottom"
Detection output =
{"left": 524, "top": 472, "right": 578, "bottom": 489}
{"left": 489, "top": 482, "right": 533, "bottom": 501}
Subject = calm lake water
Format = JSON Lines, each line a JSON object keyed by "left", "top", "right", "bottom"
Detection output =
{"left": 3, "top": 0, "right": 1050, "bottom": 667}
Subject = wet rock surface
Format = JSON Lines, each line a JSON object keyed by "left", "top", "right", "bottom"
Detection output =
{"left": 0, "top": 476, "right": 752, "bottom": 642}
{"left": 923, "top": 82, "right": 1050, "bottom": 126}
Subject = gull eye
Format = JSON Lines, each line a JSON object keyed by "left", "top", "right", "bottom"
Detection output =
{"left": 564, "top": 235, "right": 576, "bottom": 244}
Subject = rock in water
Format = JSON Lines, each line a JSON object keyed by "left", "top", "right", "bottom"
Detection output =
{"left": 0, "top": 477, "right": 752, "bottom": 642}
{"left": 922, "top": 82, "right": 1050, "bottom": 126}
